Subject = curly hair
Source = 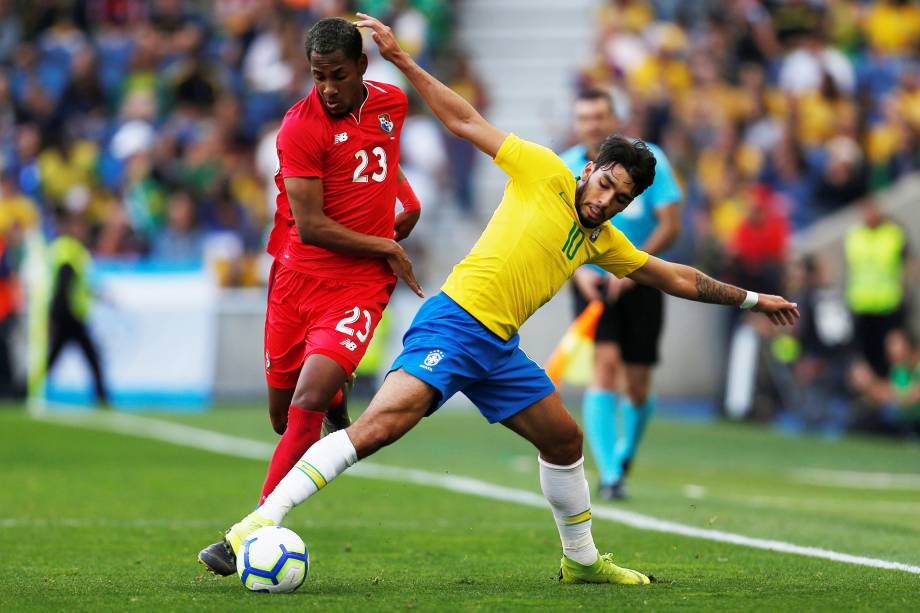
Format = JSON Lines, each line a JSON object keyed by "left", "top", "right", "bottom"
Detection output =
{"left": 305, "top": 17, "right": 363, "bottom": 61}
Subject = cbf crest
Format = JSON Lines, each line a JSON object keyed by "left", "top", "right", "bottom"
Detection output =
{"left": 420, "top": 349, "right": 444, "bottom": 371}
{"left": 378, "top": 113, "right": 394, "bottom": 133}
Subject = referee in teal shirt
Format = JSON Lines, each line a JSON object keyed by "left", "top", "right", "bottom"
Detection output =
{"left": 560, "top": 89, "right": 683, "bottom": 500}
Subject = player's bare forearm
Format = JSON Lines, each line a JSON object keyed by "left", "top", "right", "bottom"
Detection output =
{"left": 628, "top": 256, "right": 742, "bottom": 305}
{"left": 690, "top": 269, "right": 746, "bottom": 305}
{"left": 283, "top": 177, "right": 423, "bottom": 297}
{"left": 355, "top": 13, "right": 506, "bottom": 157}
{"left": 390, "top": 55, "right": 479, "bottom": 137}
{"left": 285, "top": 176, "right": 396, "bottom": 259}
{"left": 629, "top": 256, "right": 800, "bottom": 325}
{"left": 297, "top": 213, "right": 397, "bottom": 259}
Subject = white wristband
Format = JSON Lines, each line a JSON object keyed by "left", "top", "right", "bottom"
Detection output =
{"left": 740, "top": 291, "right": 759, "bottom": 310}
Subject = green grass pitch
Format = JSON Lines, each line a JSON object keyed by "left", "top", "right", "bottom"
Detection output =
{"left": 2, "top": 403, "right": 919, "bottom": 611}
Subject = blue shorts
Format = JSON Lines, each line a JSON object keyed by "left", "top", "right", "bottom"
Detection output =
{"left": 389, "top": 292, "right": 556, "bottom": 423}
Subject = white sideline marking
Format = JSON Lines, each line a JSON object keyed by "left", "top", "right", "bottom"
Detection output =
{"left": 34, "top": 411, "right": 920, "bottom": 576}
{"left": 790, "top": 468, "right": 920, "bottom": 491}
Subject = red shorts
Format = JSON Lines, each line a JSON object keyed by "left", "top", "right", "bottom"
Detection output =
{"left": 264, "top": 261, "right": 396, "bottom": 388}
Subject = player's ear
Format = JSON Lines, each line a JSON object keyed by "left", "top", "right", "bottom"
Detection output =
{"left": 580, "top": 161, "right": 594, "bottom": 183}
{"left": 358, "top": 53, "right": 368, "bottom": 76}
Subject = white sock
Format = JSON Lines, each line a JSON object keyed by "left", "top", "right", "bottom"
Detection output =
{"left": 259, "top": 430, "right": 358, "bottom": 524}
{"left": 539, "top": 455, "right": 598, "bottom": 566}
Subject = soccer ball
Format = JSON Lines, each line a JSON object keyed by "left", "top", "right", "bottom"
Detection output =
{"left": 236, "top": 526, "right": 308, "bottom": 593}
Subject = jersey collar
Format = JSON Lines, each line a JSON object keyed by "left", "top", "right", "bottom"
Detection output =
{"left": 349, "top": 84, "right": 371, "bottom": 124}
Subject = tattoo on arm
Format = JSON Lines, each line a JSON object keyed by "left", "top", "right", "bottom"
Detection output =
{"left": 694, "top": 271, "right": 745, "bottom": 306}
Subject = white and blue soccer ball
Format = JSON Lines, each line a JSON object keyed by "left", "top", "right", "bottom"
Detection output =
{"left": 236, "top": 526, "right": 308, "bottom": 593}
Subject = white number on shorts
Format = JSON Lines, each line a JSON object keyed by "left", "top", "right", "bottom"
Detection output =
{"left": 336, "top": 306, "right": 372, "bottom": 344}
{"left": 352, "top": 148, "right": 387, "bottom": 183}
{"left": 355, "top": 309, "right": 372, "bottom": 343}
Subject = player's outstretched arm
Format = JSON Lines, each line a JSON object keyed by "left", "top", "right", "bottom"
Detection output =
{"left": 286, "top": 176, "right": 424, "bottom": 297}
{"left": 355, "top": 13, "right": 507, "bottom": 158}
{"left": 628, "top": 255, "right": 800, "bottom": 326}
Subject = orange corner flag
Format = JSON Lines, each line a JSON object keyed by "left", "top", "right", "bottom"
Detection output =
{"left": 544, "top": 300, "right": 603, "bottom": 386}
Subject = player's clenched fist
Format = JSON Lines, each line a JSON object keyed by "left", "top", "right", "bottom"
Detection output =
{"left": 355, "top": 13, "right": 403, "bottom": 61}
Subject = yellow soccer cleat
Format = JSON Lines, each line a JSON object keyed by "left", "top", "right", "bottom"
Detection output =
{"left": 226, "top": 511, "right": 276, "bottom": 555}
{"left": 197, "top": 511, "right": 275, "bottom": 577}
{"left": 559, "top": 552, "right": 651, "bottom": 585}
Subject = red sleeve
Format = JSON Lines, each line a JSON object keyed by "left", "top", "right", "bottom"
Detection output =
{"left": 396, "top": 86, "right": 409, "bottom": 128}
{"left": 276, "top": 116, "right": 326, "bottom": 179}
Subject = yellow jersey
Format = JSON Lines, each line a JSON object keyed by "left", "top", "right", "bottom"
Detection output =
{"left": 441, "top": 134, "right": 649, "bottom": 340}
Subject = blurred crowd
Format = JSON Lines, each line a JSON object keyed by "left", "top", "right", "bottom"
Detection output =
{"left": 0, "top": 0, "right": 478, "bottom": 287}
{"left": 0, "top": 0, "right": 488, "bottom": 397}
{"left": 574, "top": 0, "right": 920, "bottom": 437}
{"left": 576, "top": 0, "right": 920, "bottom": 294}
{"left": 2, "top": 0, "right": 920, "bottom": 435}
{"left": 759, "top": 199, "right": 919, "bottom": 437}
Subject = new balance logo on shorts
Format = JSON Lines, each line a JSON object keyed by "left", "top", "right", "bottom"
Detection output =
{"left": 340, "top": 339, "right": 358, "bottom": 351}
{"left": 420, "top": 350, "right": 444, "bottom": 371}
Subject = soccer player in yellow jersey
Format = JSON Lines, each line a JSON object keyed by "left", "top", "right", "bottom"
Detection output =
{"left": 199, "top": 15, "right": 800, "bottom": 585}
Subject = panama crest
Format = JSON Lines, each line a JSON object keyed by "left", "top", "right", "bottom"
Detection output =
{"left": 378, "top": 113, "right": 394, "bottom": 133}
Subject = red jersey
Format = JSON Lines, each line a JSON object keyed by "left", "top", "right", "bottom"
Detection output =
{"left": 268, "top": 80, "right": 408, "bottom": 281}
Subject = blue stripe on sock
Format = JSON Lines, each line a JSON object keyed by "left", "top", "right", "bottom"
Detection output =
{"left": 582, "top": 389, "right": 618, "bottom": 486}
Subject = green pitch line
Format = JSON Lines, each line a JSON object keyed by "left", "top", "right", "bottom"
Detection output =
{"left": 30, "top": 409, "right": 920, "bottom": 575}
{"left": 2, "top": 406, "right": 919, "bottom": 611}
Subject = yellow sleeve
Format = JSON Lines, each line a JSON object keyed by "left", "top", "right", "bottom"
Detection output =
{"left": 493, "top": 133, "right": 571, "bottom": 183}
{"left": 591, "top": 228, "right": 650, "bottom": 278}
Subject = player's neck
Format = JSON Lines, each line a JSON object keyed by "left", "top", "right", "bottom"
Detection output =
{"left": 345, "top": 84, "right": 369, "bottom": 121}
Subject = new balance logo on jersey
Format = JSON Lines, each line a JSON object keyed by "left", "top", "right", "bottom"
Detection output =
{"left": 420, "top": 350, "right": 444, "bottom": 371}
{"left": 340, "top": 339, "right": 358, "bottom": 351}
{"left": 334, "top": 132, "right": 349, "bottom": 144}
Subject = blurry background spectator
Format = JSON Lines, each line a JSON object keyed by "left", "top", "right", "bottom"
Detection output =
{"left": 845, "top": 198, "right": 911, "bottom": 377}
{"left": 570, "top": 0, "right": 920, "bottom": 436}
{"left": 2, "top": 1, "right": 920, "bottom": 436}
{"left": 0, "top": 0, "right": 470, "bottom": 287}
{"left": 46, "top": 212, "right": 107, "bottom": 406}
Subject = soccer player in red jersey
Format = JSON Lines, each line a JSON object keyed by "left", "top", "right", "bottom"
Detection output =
{"left": 199, "top": 17, "right": 424, "bottom": 576}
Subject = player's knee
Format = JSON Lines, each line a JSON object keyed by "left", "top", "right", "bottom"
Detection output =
{"left": 631, "top": 392, "right": 649, "bottom": 407}
{"left": 627, "top": 383, "right": 650, "bottom": 406}
{"left": 564, "top": 424, "right": 585, "bottom": 463}
{"left": 291, "top": 387, "right": 335, "bottom": 412}
{"left": 541, "top": 422, "right": 583, "bottom": 466}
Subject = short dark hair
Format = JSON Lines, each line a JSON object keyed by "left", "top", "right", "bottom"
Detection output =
{"left": 576, "top": 88, "right": 613, "bottom": 109}
{"left": 305, "top": 17, "right": 362, "bottom": 61}
{"left": 595, "top": 135, "right": 656, "bottom": 196}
